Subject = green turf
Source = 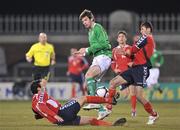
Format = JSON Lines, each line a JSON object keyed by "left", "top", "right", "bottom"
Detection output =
{"left": 0, "top": 101, "right": 180, "bottom": 130}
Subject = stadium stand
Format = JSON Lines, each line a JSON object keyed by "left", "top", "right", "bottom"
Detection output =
{"left": 0, "top": 10, "right": 179, "bottom": 82}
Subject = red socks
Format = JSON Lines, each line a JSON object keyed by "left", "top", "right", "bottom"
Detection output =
{"left": 86, "top": 96, "right": 112, "bottom": 104}
{"left": 105, "top": 88, "right": 116, "bottom": 110}
{"left": 144, "top": 102, "right": 157, "bottom": 116}
{"left": 90, "top": 118, "right": 112, "bottom": 126}
{"left": 109, "top": 88, "right": 116, "bottom": 98}
{"left": 131, "top": 95, "right": 136, "bottom": 112}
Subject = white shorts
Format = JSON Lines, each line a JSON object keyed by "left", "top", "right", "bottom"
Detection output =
{"left": 90, "top": 55, "right": 111, "bottom": 82}
{"left": 146, "top": 68, "right": 160, "bottom": 88}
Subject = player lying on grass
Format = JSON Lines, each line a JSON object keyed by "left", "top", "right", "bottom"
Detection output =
{"left": 31, "top": 79, "right": 126, "bottom": 126}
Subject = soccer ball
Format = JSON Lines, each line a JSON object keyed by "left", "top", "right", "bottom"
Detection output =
{"left": 95, "top": 86, "right": 109, "bottom": 98}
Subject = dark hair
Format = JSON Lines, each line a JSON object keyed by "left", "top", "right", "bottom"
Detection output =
{"left": 30, "top": 80, "right": 41, "bottom": 94}
{"left": 79, "top": 9, "right": 94, "bottom": 21}
{"left": 140, "top": 21, "right": 153, "bottom": 32}
{"left": 117, "top": 30, "right": 127, "bottom": 38}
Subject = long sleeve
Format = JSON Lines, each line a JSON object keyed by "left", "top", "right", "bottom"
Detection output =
{"left": 35, "top": 92, "right": 58, "bottom": 124}
{"left": 37, "top": 103, "right": 57, "bottom": 118}
{"left": 86, "top": 23, "right": 111, "bottom": 56}
{"left": 131, "top": 35, "right": 148, "bottom": 54}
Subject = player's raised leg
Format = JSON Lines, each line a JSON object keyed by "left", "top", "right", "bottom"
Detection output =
{"left": 82, "top": 65, "right": 101, "bottom": 110}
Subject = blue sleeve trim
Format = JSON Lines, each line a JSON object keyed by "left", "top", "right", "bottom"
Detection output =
{"left": 136, "top": 35, "right": 148, "bottom": 48}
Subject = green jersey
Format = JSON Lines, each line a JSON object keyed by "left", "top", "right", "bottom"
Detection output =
{"left": 150, "top": 50, "right": 164, "bottom": 68}
{"left": 86, "top": 23, "right": 112, "bottom": 58}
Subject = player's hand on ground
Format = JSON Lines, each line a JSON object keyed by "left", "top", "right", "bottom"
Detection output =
{"left": 34, "top": 114, "right": 43, "bottom": 120}
{"left": 54, "top": 115, "right": 64, "bottom": 123}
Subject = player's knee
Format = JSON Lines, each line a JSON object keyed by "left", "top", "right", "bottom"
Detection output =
{"left": 130, "top": 92, "right": 136, "bottom": 96}
{"left": 109, "top": 79, "right": 118, "bottom": 88}
{"left": 109, "top": 80, "right": 114, "bottom": 86}
{"left": 85, "top": 72, "right": 93, "bottom": 78}
{"left": 82, "top": 96, "right": 87, "bottom": 101}
{"left": 130, "top": 89, "right": 136, "bottom": 96}
{"left": 76, "top": 96, "right": 86, "bottom": 106}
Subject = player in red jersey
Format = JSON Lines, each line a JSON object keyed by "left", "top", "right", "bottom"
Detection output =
{"left": 67, "top": 48, "right": 89, "bottom": 96}
{"left": 107, "top": 21, "right": 159, "bottom": 125}
{"left": 111, "top": 31, "right": 132, "bottom": 74}
{"left": 31, "top": 79, "right": 126, "bottom": 126}
{"left": 111, "top": 31, "right": 137, "bottom": 117}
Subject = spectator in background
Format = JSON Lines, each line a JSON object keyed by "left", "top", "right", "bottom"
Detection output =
{"left": 26, "top": 32, "right": 56, "bottom": 88}
{"left": 146, "top": 49, "right": 164, "bottom": 101}
{"left": 67, "top": 48, "right": 89, "bottom": 97}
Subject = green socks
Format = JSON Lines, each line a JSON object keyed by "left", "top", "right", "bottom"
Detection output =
{"left": 87, "top": 77, "right": 96, "bottom": 96}
{"left": 99, "top": 104, "right": 106, "bottom": 112}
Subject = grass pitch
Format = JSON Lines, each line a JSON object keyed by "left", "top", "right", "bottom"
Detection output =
{"left": 0, "top": 101, "right": 180, "bottom": 130}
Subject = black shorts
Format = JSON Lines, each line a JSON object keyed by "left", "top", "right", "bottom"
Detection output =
{"left": 121, "top": 64, "right": 149, "bottom": 88}
{"left": 68, "top": 73, "right": 84, "bottom": 85}
{"left": 120, "top": 84, "right": 129, "bottom": 90}
{"left": 32, "top": 66, "right": 50, "bottom": 80}
{"left": 58, "top": 100, "right": 81, "bottom": 125}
